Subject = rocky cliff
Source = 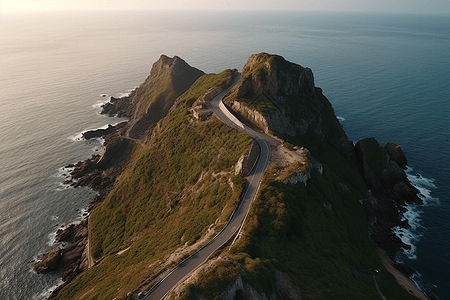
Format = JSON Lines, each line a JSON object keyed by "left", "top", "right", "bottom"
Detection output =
{"left": 37, "top": 53, "right": 430, "bottom": 300}
{"left": 171, "top": 54, "right": 427, "bottom": 300}
{"left": 224, "top": 53, "right": 352, "bottom": 154}
{"left": 355, "top": 138, "right": 421, "bottom": 256}
{"left": 35, "top": 55, "right": 207, "bottom": 297}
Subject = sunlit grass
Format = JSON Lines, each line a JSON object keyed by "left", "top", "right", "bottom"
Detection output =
{"left": 53, "top": 70, "right": 252, "bottom": 300}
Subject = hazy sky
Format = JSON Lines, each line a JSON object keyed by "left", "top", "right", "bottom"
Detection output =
{"left": 1, "top": 0, "right": 449, "bottom": 14}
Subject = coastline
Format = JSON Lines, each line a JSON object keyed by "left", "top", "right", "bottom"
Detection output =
{"left": 377, "top": 248, "right": 429, "bottom": 300}
{"left": 33, "top": 54, "right": 439, "bottom": 299}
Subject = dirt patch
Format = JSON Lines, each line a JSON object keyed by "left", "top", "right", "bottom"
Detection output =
{"left": 270, "top": 144, "right": 307, "bottom": 167}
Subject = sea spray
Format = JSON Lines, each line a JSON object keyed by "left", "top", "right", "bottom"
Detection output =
{"left": 394, "top": 167, "right": 439, "bottom": 260}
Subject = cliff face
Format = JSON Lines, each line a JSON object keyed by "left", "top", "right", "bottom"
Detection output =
{"left": 66, "top": 55, "right": 205, "bottom": 193}
{"left": 102, "top": 55, "right": 204, "bottom": 139}
{"left": 224, "top": 53, "right": 352, "bottom": 154}
{"left": 355, "top": 138, "right": 421, "bottom": 256}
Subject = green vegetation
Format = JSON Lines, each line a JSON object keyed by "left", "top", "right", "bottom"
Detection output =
{"left": 54, "top": 70, "right": 252, "bottom": 300}
{"left": 179, "top": 70, "right": 231, "bottom": 108}
{"left": 132, "top": 67, "right": 175, "bottom": 119}
{"left": 187, "top": 146, "right": 417, "bottom": 299}
{"left": 54, "top": 54, "right": 417, "bottom": 299}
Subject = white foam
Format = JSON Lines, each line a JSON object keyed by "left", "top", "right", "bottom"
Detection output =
{"left": 394, "top": 166, "right": 439, "bottom": 260}
{"left": 79, "top": 208, "right": 89, "bottom": 219}
{"left": 406, "top": 166, "right": 440, "bottom": 206}
{"left": 68, "top": 131, "right": 84, "bottom": 141}
{"left": 92, "top": 99, "right": 110, "bottom": 109}
{"left": 410, "top": 273, "right": 425, "bottom": 291}
{"left": 32, "top": 278, "right": 64, "bottom": 300}
{"left": 47, "top": 231, "right": 57, "bottom": 246}
{"left": 93, "top": 88, "right": 136, "bottom": 110}
{"left": 337, "top": 116, "right": 346, "bottom": 122}
{"left": 68, "top": 122, "right": 119, "bottom": 142}
{"left": 54, "top": 166, "right": 75, "bottom": 191}
{"left": 116, "top": 87, "right": 137, "bottom": 98}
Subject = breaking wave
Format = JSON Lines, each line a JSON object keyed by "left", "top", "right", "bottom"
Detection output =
{"left": 394, "top": 166, "right": 439, "bottom": 260}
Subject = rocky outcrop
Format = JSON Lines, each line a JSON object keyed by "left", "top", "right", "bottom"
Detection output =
{"left": 102, "top": 91, "right": 137, "bottom": 118}
{"left": 55, "top": 224, "right": 77, "bottom": 242}
{"left": 385, "top": 141, "right": 407, "bottom": 169}
{"left": 34, "top": 247, "right": 62, "bottom": 274}
{"left": 354, "top": 138, "right": 421, "bottom": 258}
{"left": 354, "top": 138, "right": 420, "bottom": 204}
{"left": 235, "top": 140, "right": 260, "bottom": 176}
{"left": 191, "top": 87, "right": 222, "bottom": 121}
{"left": 282, "top": 156, "right": 323, "bottom": 186}
{"left": 218, "top": 270, "right": 303, "bottom": 300}
{"left": 101, "top": 55, "right": 205, "bottom": 140}
{"left": 224, "top": 53, "right": 352, "bottom": 154}
{"left": 34, "top": 220, "right": 88, "bottom": 281}
{"left": 82, "top": 122, "right": 127, "bottom": 140}
{"left": 35, "top": 220, "right": 90, "bottom": 299}
{"left": 41, "top": 56, "right": 227, "bottom": 299}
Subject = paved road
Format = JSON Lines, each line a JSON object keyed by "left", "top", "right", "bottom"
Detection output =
{"left": 144, "top": 73, "right": 278, "bottom": 300}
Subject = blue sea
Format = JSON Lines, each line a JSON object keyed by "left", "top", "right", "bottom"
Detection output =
{"left": 0, "top": 11, "right": 448, "bottom": 299}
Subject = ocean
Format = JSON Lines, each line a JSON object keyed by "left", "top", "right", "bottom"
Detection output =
{"left": 0, "top": 11, "right": 448, "bottom": 299}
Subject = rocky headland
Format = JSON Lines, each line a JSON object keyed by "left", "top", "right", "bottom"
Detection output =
{"left": 34, "top": 55, "right": 239, "bottom": 298}
{"left": 35, "top": 53, "right": 434, "bottom": 300}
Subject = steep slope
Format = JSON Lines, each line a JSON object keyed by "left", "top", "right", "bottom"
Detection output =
{"left": 102, "top": 55, "right": 205, "bottom": 139}
{"left": 49, "top": 67, "right": 252, "bottom": 299}
{"left": 169, "top": 54, "right": 424, "bottom": 300}
{"left": 46, "top": 53, "right": 427, "bottom": 300}
{"left": 223, "top": 53, "right": 352, "bottom": 154}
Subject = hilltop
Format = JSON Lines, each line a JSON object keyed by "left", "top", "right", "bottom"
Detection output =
{"left": 35, "top": 54, "right": 430, "bottom": 300}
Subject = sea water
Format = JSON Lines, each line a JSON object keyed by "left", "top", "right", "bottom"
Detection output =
{"left": 0, "top": 11, "right": 448, "bottom": 299}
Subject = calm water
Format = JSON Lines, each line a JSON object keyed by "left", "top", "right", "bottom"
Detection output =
{"left": 0, "top": 11, "right": 448, "bottom": 299}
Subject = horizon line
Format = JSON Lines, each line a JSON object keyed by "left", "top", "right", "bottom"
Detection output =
{"left": 2, "top": 9, "right": 449, "bottom": 16}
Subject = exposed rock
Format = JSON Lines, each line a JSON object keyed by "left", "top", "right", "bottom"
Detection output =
{"left": 47, "top": 220, "right": 89, "bottom": 298}
{"left": 282, "top": 156, "right": 323, "bottom": 186}
{"left": 34, "top": 247, "right": 62, "bottom": 273}
{"left": 354, "top": 137, "right": 420, "bottom": 203}
{"left": 55, "top": 224, "right": 77, "bottom": 242}
{"left": 102, "top": 92, "right": 136, "bottom": 118}
{"left": 191, "top": 86, "right": 225, "bottom": 121}
{"left": 126, "top": 55, "right": 205, "bottom": 139}
{"left": 355, "top": 138, "right": 422, "bottom": 259}
{"left": 224, "top": 53, "right": 352, "bottom": 154}
{"left": 82, "top": 122, "right": 127, "bottom": 140}
{"left": 385, "top": 141, "right": 407, "bottom": 169}
{"left": 235, "top": 140, "right": 260, "bottom": 176}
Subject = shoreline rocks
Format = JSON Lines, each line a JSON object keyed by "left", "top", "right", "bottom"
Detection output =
{"left": 354, "top": 138, "right": 423, "bottom": 268}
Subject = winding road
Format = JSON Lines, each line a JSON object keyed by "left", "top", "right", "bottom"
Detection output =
{"left": 143, "top": 74, "right": 278, "bottom": 300}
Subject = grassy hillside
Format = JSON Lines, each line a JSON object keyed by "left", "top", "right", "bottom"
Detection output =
{"left": 53, "top": 70, "right": 252, "bottom": 300}
{"left": 168, "top": 54, "right": 419, "bottom": 300}
{"left": 173, "top": 144, "right": 417, "bottom": 300}
{"left": 131, "top": 55, "right": 205, "bottom": 120}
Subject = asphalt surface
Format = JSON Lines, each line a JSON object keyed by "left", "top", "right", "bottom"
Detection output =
{"left": 144, "top": 74, "right": 277, "bottom": 300}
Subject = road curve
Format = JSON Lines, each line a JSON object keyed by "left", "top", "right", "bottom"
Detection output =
{"left": 144, "top": 73, "right": 277, "bottom": 300}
